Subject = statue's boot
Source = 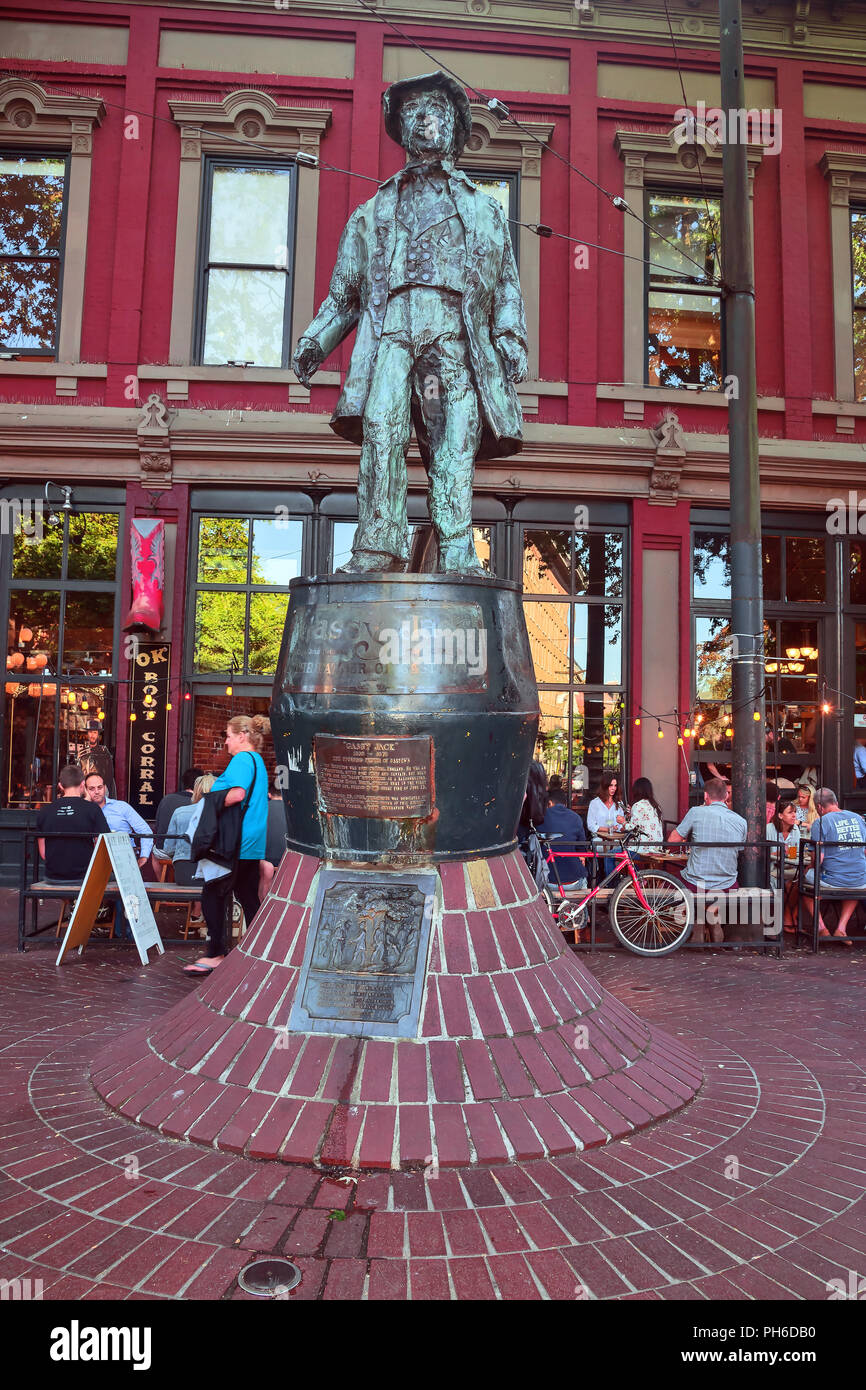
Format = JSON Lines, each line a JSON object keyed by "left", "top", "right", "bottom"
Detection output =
{"left": 337, "top": 549, "right": 407, "bottom": 575}
{"left": 437, "top": 534, "right": 488, "bottom": 578}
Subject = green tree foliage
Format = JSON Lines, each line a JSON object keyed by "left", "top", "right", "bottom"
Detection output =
{"left": 12, "top": 512, "right": 118, "bottom": 582}
{"left": 194, "top": 517, "right": 289, "bottom": 674}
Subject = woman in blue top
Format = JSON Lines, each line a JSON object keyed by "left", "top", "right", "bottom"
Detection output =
{"left": 186, "top": 714, "right": 270, "bottom": 975}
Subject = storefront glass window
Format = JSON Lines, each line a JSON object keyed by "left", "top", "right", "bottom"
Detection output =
{"left": 785, "top": 537, "right": 825, "bottom": 603}
{"left": 693, "top": 530, "right": 822, "bottom": 603}
{"left": 2, "top": 507, "right": 120, "bottom": 808}
{"left": 63, "top": 592, "right": 113, "bottom": 675}
{"left": 524, "top": 527, "right": 627, "bottom": 796}
{"left": 197, "top": 517, "right": 249, "bottom": 583}
{"left": 572, "top": 605, "right": 622, "bottom": 685}
{"left": 11, "top": 523, "right": 62, "bottom": 579}
{"left": 251, "top": 518, "right": 302, "bottom": 584}
{"left": 248, "top": 592, "right": 291, "bottom": 674}
{"left": 763, "top": 535, "right": 782, "bottom": 601}
{"left": 191, "top": 512, "right": 302, "bottom": 676}
{"left": 194, "top": 590, "right": 245, "bottom": 674}
{"left": 66, "top": 514, "right": 119, "bottom": 580}
{"left": 524, "top": 602, "right": 571, "bottom": 683}
{"left": 695, "top": 615, "right": 733, "bottom": 700}
{"left": 851, "top": 541, "right": 866, "bottom": 605}
{"left": 694, "top": 614, "right": 820, "bottom": 781}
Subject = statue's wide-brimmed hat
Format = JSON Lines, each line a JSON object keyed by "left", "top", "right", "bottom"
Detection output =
{"left": 383, "top": 70, "right": 472, "bottom": 157}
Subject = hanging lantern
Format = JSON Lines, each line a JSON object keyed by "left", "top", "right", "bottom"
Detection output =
{"left": 27, "top": 683, "right": 41, "bottom": 697}
{"left": 7, "top": 652, "right": 24, "bottom": 670}
{"left": 43, "top": 684, "right": 56, "bottom": 697}
{"left": 5, "top": 682, "right": 19, "bottom": 696}
{"left": 18, "top": 627, "right": 33, "bottom": 644}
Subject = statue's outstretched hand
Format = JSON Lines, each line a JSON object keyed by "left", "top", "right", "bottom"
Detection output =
{"left": 496, "top": 336, "right": 528, "bottom": 385}
{"left": 293, "top": 337, "right": 324, "bottom": 387}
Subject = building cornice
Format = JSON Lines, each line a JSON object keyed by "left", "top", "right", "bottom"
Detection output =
{"left": 46, "top": 1, "right": 866, "bottom": 67}
{"left": 1, "top": 406, "right": 863, "bottom": 510}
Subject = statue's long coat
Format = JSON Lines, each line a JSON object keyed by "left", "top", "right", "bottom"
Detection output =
{"left": 303, "top": 167, "right": 527, "bottom": 462}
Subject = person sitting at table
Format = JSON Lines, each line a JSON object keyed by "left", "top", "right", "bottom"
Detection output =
{"left": 36, "top": 766, "right": 109, "bottom": 883}
{"left": 152, "top": 766, "right": 203, "bottom": 872}
{"left": 766, "top": 798, "right": 801, "bottom": 925}
{"left": 625, "top": 777, "right": 664, "bottom": 852}
{"left": 765, "top": 780, "right": 779, "bottom": 825}
{"left": 586, "top": 771, "right": 626, "bottom": 876}
{"left": 162, "top": 778, "right": 216, "bottom": 928}
{"left": 85, "top": 772, "right": 153, "bottom": 940}
{"left": 540, "top": 788, "right": 587, "bottom": 888}
{"left": 794, "top": 784, "right": 818, "bottom": 830}
{"left": 668, "top": 777, "right": 747, "bottom": 941}
{"left": 803, "top": 787, "right": 866, "bottom": 943}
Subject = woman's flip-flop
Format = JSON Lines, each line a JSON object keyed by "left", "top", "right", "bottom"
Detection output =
{"left": 183, "top": 963, "right": 214, "bottom": 977}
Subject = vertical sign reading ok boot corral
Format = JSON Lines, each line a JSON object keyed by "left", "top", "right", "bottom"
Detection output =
{"left": 127, "top": 642, "right": 170, "bottom": 816}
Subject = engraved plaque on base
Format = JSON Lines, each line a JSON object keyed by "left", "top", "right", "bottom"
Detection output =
{"left": 315, "top": 734, "right": 433, "bottom": 820}
{"left": 288, "top": 868, "right": 437, "bottom": 1038}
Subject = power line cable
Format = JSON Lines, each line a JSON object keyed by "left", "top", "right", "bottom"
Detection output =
{"left": 348, "top": 0, "right": 722, "bottom": 286}
{"left": 2, "top": 67, "right": 700, "bottom": 278}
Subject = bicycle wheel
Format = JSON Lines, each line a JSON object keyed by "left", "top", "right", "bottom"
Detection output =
{"left": 541, "top": 885, "right": 558, "bottom": 919}
{"left": 609, "top": 870, "right": 692, "bottom": 956}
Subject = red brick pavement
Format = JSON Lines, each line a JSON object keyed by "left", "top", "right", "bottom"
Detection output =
{"left": 1, "top": 888, "right": 865, "bottom": 1300}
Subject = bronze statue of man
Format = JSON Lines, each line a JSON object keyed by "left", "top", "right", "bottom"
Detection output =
{"left": 293, "top": 71, "right": 528, "bottom": 575}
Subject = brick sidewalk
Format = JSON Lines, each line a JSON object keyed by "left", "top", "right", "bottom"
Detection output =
{"left": 1, "top": 889, "right": 864, "bottom": 1300}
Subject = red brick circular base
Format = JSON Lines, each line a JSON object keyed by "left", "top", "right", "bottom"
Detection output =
{"left": 90, "top": 849, "right": 702, "bottom": 1168}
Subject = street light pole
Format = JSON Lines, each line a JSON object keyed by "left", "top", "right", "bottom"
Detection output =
{"left": 720, "top": 0, "right": 766, "bottom": 888}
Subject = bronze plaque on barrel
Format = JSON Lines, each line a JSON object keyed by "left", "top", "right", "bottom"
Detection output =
{"left": 315, "top": 734, "right": 433, "bottom": 820}
{"left": 288, "top": 869, "right": 437, "bottom": 1037}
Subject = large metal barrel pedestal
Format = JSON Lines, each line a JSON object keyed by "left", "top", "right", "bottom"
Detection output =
{"left": 89, "top": 571, "right": 703, "bottom": 1173}
{"left": 270, "top": 573, "right": 540, "bottom": 864}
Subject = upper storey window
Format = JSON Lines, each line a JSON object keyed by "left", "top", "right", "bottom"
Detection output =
{"left": 195, "top": 160, "right": 297, "bottom": 369}
{"left": 646, "top": 190, "right": 722, "bottom": 390}
{"left": 0, "top": 154, "right": 67, "bottom": 355}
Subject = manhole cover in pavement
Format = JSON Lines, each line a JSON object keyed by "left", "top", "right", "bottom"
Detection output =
{"left": 238, "top": 1259, "right": 302, "bottom": 1297}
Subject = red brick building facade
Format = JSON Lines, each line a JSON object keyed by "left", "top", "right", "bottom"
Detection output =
{"left": 2, "top": 0, "right": 866, "bottom": 875}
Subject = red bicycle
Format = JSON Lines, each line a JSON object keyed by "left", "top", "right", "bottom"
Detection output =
{"left": 537, "top": 828, "right": 694, "bottom": 956}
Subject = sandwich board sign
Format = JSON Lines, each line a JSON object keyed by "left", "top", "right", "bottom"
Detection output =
{"left": 56, "top": 832, "right": 164, "bottom": 967}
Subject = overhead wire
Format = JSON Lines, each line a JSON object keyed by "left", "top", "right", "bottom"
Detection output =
{"left": 349, "top": 0, "right": 723, "bottom": 286}
{"left": 3, "top": 66, "right": 702, "bottom": 278}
